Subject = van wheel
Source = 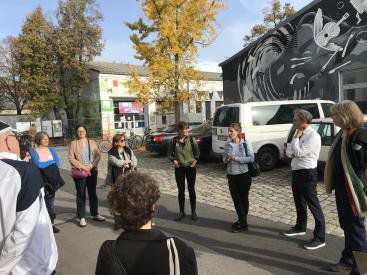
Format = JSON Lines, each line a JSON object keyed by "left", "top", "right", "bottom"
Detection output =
{"left": 257, "top": 147, "right": 278, "bottom": 171}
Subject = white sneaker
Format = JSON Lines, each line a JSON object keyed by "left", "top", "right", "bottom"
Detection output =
{"left": 79, "top": 218, "right": 87, "bottom": 227}
{"left": 92, "top": 215, "right": 106, "bottom": 222}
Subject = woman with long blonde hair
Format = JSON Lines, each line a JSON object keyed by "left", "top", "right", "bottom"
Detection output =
{"left": 325, "top": 100, "right": 367, "bottom": 273}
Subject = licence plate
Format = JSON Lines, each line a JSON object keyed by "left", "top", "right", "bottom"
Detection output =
{"left": 217, "top": 135, "right": 228, "bottom": 141}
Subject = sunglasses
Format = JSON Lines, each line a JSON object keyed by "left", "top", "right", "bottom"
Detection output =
{"left": 119, "top": 139, "right": 125, "bottom": 142}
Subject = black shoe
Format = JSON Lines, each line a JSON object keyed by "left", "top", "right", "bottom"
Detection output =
{"left": 231, "top": 223, "right": 248, "bottom": 233}
{"left": 329, "top": 262, "right": 352, "bottom": 272}
{"left": 53, "top": 225, "right": 60, "bottom": 234}
{"left": 191, "top": 212, "right": 198, "bottom": 221}
{"left": 283, "top": 226, "right": 306, "bottom": 237}
{"left": 303, "top": 238, "right": 326, "bottom": 250}
{"left": 174, "top": 212, "right": 186, "bottom": 221}
{"left": 231, "top": 220, "right": 240, "bottom": 229}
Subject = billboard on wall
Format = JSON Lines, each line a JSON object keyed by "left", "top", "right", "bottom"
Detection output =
{"left": 118, "top": 102, "right": 143, "bottom": 114}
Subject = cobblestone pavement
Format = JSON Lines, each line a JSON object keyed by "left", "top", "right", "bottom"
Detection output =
{"left": 57, "top": 146, "right": 345, "bottom": 237}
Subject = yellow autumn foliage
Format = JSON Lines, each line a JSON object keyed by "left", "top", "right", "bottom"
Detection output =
{"left": 126, "top": 0, "right": 224, "bottom": 117}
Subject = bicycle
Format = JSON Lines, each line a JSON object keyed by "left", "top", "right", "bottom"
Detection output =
{"left": 140, "top": 127, "right": 152, "bottom": 146}
{"left": 126, "top": 129, "right": 143, "bottom": 150}
{"left": 98, "top": 134, "right": 113, "bottom": 153}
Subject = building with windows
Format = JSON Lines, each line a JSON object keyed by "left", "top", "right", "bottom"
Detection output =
{"left": 219, "top": 0, "right": 367, "bottom": 109}
{"left": 81, "top": 61, "right": 222, "bottom": 137}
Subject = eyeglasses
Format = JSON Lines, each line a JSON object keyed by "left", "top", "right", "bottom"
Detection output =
{"left": 119, "top": 139, "right": 125, "bottom": 143}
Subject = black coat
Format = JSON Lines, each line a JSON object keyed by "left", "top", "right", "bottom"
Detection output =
{"left": 95, "top": 228, "right": 198, "bottom": 275}
{"left": 347, "top": 128, "right": 367, "bottom": 193}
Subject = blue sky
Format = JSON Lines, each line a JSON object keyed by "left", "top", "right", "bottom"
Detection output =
{"left": 0, "top": 0, "right": 312, "bottom": 72}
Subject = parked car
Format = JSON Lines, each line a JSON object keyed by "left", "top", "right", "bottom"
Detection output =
{"left": 211, "top": 100, "right": 335, "bottom": 171}
{"left": 146, "top": 122, "right": 202, "bottom": 155}
{"left": 188, "top": 122, "right": 212, "bottom": 156}
{"left": 284, "top": 116, "right": 367, "bottom": 174}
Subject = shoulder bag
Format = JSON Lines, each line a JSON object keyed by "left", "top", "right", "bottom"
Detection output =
{"left": 243, "top": 141, "right": 261, "bottom": 177}
{"left": 71, "top": 139, "right": 91, "bottom": 180}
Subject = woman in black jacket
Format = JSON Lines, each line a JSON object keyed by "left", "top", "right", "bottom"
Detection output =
{"left": 325, "top": 100, "right": 367, "bottom": 274}
{"left": 95, "top": 172, "right": 198, "bottom": 275}
{"left": 105, "top": 133, "right": 137, "bottom": 186}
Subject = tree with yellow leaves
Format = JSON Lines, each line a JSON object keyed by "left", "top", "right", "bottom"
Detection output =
{"left": 126, "top": 0, "right": 224, "bottom": 122}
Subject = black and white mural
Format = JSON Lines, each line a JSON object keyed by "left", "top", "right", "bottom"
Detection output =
{"left": 221, "top": 0, "right": 367, "bottom": 103}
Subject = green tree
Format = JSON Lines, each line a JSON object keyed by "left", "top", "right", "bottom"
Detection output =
{"left": 53, "top": 0, "right": 103, "bottom": 121}
{"left": 126, "top": 0, "right": 224, "bottom": 123}
{"left": 0, "top": 37, "right": 27, "bottom": 115}
{"left": 244, "top": 0, "right": 295, "bottom": 45}
{"left": 14, "top": 7, "right": 59, "bottom": 117}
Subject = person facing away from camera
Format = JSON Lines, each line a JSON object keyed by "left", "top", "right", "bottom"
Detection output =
{"left": 95, "top": 172, "right": 198, "bottom": 275}
{"left": 0, "top": 121, "right": 58, "bottom": 275}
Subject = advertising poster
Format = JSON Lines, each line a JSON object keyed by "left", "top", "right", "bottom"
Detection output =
{"left": 16, "top": 122, "right": 31, "bottom": 132}
{"left": 52, "top": 120, "right": 63, "bottom": 137}
{"left": 41, "top": 121, "right": 53, "bottom": 137}
{"left": 101, "top": 100, "right": 113, "bottom": 112}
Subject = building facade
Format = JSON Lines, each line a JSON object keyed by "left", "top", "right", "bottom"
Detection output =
{"left": 82, "top": 62, "right": 222, "bottom": 137}
{"left": 220, "top": 0, "right": 367, "bottom": 106}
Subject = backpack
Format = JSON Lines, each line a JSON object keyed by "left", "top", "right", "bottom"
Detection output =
{"left": 242, "top": 141, "right": 260, "bottom": 177}
{"left": 171, "top": 135, "right": 198, "bottom": 158}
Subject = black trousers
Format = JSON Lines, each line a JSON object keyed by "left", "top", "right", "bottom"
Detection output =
{"left": 74, "top": 169, "right": 99, "bottom": 218}
{"left": 291, "top": 168, "right": 325, "bottom": 242}
{"left": 227, "top": 172, "right": 252, "bottom": 226}
{"left": 175, "top": 166, "right": 196, "bottom": 212}
{"left": 335, "top": 184, "right": 367, "bottom": 273}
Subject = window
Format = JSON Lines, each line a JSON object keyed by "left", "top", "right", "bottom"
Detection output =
{"left": 342, "top": 69, "right": 367, "bottom": 110}
{"left": 321, "top": 103, "right": 334, "bottom": 118}
{"left": 311, "top": 123, "right": 334, "bottom": 146}
{"left": 215, "top": 101, "right": 224, "bottom": 108}
{"left": 196, "top": 101, "right": 202, "bottom": 113}
{"left": 213, "top": 106, "right": 239, "bottom": 127}
{"left": 251, "top": 104, "right": 320, "bottom": 126}
{"left": 113, "top": 100, "right": 145, "bottom": 129}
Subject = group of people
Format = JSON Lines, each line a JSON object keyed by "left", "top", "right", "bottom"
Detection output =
{"left": 282, "top": 101, "right": 367, "bottom": 275}
{"left": 1, "top": 100, "right": 367, "bottom": 274}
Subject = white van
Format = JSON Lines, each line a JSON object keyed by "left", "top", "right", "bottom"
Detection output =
{"left": 212, "top": 100, "right": 335, "bottom": 171}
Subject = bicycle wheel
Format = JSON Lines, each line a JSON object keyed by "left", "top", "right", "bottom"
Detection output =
{"left": 98, "top": 140, "right": 112, "bottom": 153}
{"left": 132, "top": 135, "right": 143, "bottom": 148}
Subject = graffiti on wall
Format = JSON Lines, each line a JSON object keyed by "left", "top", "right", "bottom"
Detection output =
{"left": 234, "top": 0, "right": 367, "bottom": 102}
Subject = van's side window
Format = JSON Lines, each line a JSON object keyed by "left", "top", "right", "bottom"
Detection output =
{"left": 321, "top": 103, "right": 333, "bottom": 118}
{"left": 213, "top": 107, "right": 239, "bottom": 127}
{"left": 251, "top": 104, "right": 320, "bottom": 126}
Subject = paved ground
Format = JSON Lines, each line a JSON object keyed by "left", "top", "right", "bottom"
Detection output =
{"left": 57, "top": 146, "right": 343, "bottom": 236}
{"left": 55, "top": 168, "right": 343, "bottom": 275}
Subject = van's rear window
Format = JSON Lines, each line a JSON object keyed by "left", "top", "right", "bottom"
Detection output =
{"left": 213, "top": 107, "right": 239, "bottom": 127}
{"left": 251, "top": 104, "right": 320, "bottom": 126}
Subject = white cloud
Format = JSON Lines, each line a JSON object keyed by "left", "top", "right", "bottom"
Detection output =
{"left": 195, "top": 60, "right": 222, "bottom": 73}
{"left": 94, "top": 40, "right": 142, "bottom": 65}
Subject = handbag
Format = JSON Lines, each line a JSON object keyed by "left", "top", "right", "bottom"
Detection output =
{"left": 243, "top": 141, "right": 261, "bottom": 177}
{"left": 71, "top": 139, "right": 91, "bottom": 180}
{"left": 71, "top": 167, "right": 90, "bottom": 179}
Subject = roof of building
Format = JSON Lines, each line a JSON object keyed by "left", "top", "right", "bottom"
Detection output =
{"left": 218, "top": 0, "right": 319, "bottom": 67}
{"left": 88, "top": 61, "right": 222, "bottom": 81}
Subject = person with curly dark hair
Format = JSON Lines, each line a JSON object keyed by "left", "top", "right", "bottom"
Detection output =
{"left": 95, "top": 172, "right": 198, "bottom": 275}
